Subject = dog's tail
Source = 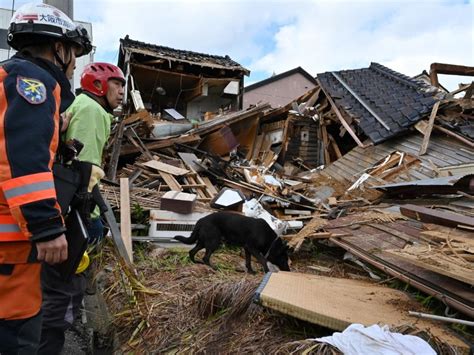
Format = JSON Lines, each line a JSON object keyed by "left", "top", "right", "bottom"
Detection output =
{"left": 174, "top": 225, "right": 199, "bottom": 244}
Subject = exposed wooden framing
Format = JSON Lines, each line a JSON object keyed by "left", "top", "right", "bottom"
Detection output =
{"left": 300, "top": 88, "right": 321, "bottom": 114}
{"left": 182, "top": 160, "right": 216, "bottom": 200}
{"left": 250, "top": 134, "right": 264, "bottom": 162}
{"left": 159, "top": 171, "right": 182, "bottom": 192}
{"left": 320, "top": 122, "right": 330, "bottom": 164}
{"left": 430, "top": 63, "right": 474, "bottom": 88}
{"left": 317, "top": 80, "right": 366, "bottom": 148}
{"left": 120, "top": 178, "right": 133, "bottom": 263}
{"left": 448, "top": 82, "right": 474, "bottom": 97}
{"left": 328, "top": 133, "right": 343, "bottom": 159}
{"left": 106, "top": 119, "right": 126, "bottom": 181}
{"left": 184, "top": 172, "right": 207, "bottom": 199}
{"left": 127, "top": 48, "right": 249, "bottom": 75}
{"left": 120, "top": 134, "right": 201, "bottom": 156}
{"left": 277, "top": 114, "right": 294, "bottom": 162}
{"left": 419, "top": 101, "right": 441, "bottom": 156}
{"left": 125, "top": 131, "right": 154, "bottom": 160}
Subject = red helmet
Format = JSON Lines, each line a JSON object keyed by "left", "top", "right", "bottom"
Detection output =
{"left": 80, "top": 62, "right": 125, "bottom": 97}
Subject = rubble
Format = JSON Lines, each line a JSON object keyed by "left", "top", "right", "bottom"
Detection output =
{"left": 95, "top": 53, "right": 473, "bottom": 352}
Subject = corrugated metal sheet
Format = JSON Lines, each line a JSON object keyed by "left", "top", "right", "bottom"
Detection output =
{"left": 321, "top": 133, "right": 474, "bottom": 185}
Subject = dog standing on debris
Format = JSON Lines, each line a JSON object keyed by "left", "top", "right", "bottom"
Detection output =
{"left": 174, "top": 212, "right": 290, "bottom": 273}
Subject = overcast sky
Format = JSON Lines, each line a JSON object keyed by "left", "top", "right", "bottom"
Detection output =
{"left": 2, "top": 0, "right": 473, "bottom": 90}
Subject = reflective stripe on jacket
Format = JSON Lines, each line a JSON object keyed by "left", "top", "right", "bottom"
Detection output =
{"left": 0, "top": 57, "right": 65, "bottom": 246}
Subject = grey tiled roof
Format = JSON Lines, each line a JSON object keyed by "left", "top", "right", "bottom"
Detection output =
{"left": 120, "top": 36, "right": 249, "bottom": 75}
{"left": 318, "top": 62, "right": 441, "bottom": 144}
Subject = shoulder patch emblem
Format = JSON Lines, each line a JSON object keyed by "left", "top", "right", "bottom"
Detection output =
{"left": 16, "top": 76, "right": 47, "bottom": 104}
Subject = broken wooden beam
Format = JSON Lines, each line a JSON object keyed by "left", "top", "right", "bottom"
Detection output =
{"left": 400, "top": 204, "right": 474, "bottom": 229}
{"left": 419, "top": 101, "right": 440, "bottom": 156}
{"left": 317, "top": 79, "right": 366, "bottom": 148}
{"left": 120, "top": 178, "right": 133, "bottom": 263}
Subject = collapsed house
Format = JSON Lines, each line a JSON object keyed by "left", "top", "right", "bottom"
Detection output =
{"left": 97, "top": 55, "right": 474, "bottom": 352}
{"left": 118, "top": 35, "right": 250, "bottom": 124}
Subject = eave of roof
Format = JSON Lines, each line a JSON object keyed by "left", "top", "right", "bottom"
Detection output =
{"left": 120, "top": 36, "right": 250, "bottom": 75}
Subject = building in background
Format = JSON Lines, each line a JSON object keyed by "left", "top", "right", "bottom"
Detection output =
{"left": 243, "top": 67, "right": 318, "bottom": 109}
{"left": 0, "top": 7, "right": 93, "bottom": 90}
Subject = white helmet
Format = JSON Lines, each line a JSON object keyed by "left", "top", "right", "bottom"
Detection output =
{"left": 8, "top": 3, "right": 92, "bottom": 56}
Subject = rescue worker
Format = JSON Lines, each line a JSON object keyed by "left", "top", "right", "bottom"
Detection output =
{"left": 39, "top": 62, "right": 125, "bottom": 354}
{"left": 0, "top": 3, "right": 91, "bottom": 354}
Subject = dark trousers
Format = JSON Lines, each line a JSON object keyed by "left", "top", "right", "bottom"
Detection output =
{"left": 38, "top": 218, "right": 103, "bottom": 355}
{"left": 0, "top": 312, "right": 42, "bottom": 355}
{"left": 38, "top": 266, "right": 86, "bottom": 355}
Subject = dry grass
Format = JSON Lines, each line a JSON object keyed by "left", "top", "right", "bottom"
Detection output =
{"left": 98, "top": 244, "right": 461, "bottom": 354}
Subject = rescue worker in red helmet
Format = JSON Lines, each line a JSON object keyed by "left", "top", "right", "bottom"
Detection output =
{"left": 39, "top": 62, "right": 125, "bottom": 354}
{"left": 0, "top": 3, "right": 91, "bottom": 354}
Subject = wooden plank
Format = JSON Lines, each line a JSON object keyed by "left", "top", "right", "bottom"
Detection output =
{"left": 106, "top": 119, "right": 125, "bottom": 181}
{"left": 317, "top": 80, "right": 366, "bottom": 148}
{"left": 251, "top": 134, "right": 264, "bottom": 161}
{"left": 400, "top": 204, "right": 474, "bottom": 229}
{"left": 386, "top": 246, "right": 474, "bottom": 286}
{"left": 159, "top": 172, "right": 182, "bottom": 192}
{"left": 328, "top": 133, "right": 342, "bottom": 159}
{"left": 102, "top": 200, "right": 131, "bottom": 265}
{"left": 142, "top": 160, "right": 189, "bottom": 176}
{"left": 202, "top": 176, "right": 218, "bottom": 195}
{"left": 126, "top": 134, "right": 154, "bottom": 160}
{"left": 433, "top": 125, "right": 474, "bottom": 149}
{"left": 177, "top": 152, "right": 203, "bottom": 173}
{"left": 284, "top": 209, "right": 312, "bottom": 215}
{"left": 122, "top": 110, "right": 153, "bottom": 126}
{"left": 120, "top": 134, "right": 201, "bottom": 156}
{"left": 320, "top": 123, "right": 330, "bottom": 164}
{"left": 418, "top": 101, "right": 441, "bottom": 156}
{"left": 120, "top": 178, "right": 133, "bottom": 263}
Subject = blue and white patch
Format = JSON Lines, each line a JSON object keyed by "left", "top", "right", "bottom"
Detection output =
{"left": 16, "top": 76, "right": 47, "bottom": 104}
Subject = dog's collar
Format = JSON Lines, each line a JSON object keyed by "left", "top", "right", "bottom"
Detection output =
{"left": 264, "top": 236, "right": 280, "bottom": 259}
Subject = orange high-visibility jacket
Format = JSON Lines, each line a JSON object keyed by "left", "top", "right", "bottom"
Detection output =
{"left": 0, "top": 57, "right": 66, "bottom": 320}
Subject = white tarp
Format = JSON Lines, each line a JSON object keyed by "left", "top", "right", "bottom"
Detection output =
{"left": 315, "top": 324, "right": 435, "bottom": 355}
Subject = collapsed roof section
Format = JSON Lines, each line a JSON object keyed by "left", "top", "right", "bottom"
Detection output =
{"left": 118, "top": 36, "right": 250, "bottom": 120}
{"left": 317, "top": 62, "right": 443, "bottom": 144}
{"left": 119, "top": 35, "right": 250, "bottom": 75}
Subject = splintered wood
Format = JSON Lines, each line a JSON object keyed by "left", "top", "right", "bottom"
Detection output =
{"left": 386, "top": 243, "right": 474, "bottom": 286}
{"left": 287, "top": 216, "right": 327, "bottom": 251}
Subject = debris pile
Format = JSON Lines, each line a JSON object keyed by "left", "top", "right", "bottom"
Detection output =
{"left": 94, "top": 44, "right": 473, "bottom": 353}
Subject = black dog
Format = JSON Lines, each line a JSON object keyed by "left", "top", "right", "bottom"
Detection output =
{"left": 174, "top": 212, "right": 290, "bottom": 273}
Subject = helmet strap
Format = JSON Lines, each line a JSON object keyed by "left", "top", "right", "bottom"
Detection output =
{"left": 53, "top": 43, "right": 72, "bottom": 74}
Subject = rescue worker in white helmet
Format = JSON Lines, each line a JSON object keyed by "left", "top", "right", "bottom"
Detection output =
{"left": 0, "top": 3, "right": 91, "bottom": 354}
